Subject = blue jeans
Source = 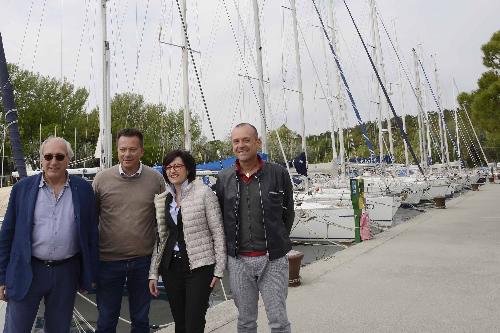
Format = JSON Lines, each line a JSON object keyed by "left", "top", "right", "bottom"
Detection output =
{"left": 3, "top": 256, "right": 80, "bottom": 333}
{"left": 96, "top": 256, "right": 151, "bottom": 333}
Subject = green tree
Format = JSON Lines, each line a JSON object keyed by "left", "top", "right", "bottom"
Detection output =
{"left": 458, "top": 30, "right": 500, "bottom": 162}
{"left": 0, "top": 64, "right": 95, "bottom": 170}
{"left": 109, "top": 92, "right": 205, "bottom": 165}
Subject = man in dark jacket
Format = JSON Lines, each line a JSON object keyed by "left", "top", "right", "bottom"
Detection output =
{"left": 0, "top": 137, "right": 99, "bottom": 332}
{"left": 215, "top": 123, "right": 294, "bottom": 333}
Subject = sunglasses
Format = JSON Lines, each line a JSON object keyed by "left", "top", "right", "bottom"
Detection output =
{"left": 164, "top": 164, "right": 185, "bottom": 172}
{"left": 43, "top": 153, "right": 66, "bottom": 161}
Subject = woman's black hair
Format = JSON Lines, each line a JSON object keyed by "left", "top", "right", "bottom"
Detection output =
{"left": 162, "top": 149, "right": 196, "bottom": 183}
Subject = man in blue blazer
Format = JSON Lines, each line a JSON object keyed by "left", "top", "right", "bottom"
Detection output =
{"left": 0, "top": 137, "right": 98, "bottom": 332}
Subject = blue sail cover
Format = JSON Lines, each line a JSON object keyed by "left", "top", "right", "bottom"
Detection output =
{"left": 196, "top": 153, "right": 268, "bottom": 171}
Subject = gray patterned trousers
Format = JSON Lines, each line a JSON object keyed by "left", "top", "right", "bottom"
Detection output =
{"left": 228, "top": 255, "right": 291, "bottom": 333}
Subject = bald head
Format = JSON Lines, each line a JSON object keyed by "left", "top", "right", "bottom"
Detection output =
{"left": 233, "top": 123, "right": 258, "bottom": 139}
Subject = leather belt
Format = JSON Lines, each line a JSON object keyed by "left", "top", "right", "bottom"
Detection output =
{"left": 32, "top": 254, "right": 79, "bottom": 267}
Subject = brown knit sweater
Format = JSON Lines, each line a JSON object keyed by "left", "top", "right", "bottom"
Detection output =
{"left": 93, "top": 164, "right": 165, "bottom": 261}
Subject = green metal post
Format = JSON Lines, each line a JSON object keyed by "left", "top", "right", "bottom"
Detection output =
{"left": 350, "top": 177, "right": 364, "bottom": 243}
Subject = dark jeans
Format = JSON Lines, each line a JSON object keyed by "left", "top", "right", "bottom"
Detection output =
{"left": 3, "top": 255, "right": 80, "bottom": 333}
{"left": 161, "top": 256, "right": 214, "bottom": 333}
{"left": 96, "top": 256, "right": 151, "bottom": 333}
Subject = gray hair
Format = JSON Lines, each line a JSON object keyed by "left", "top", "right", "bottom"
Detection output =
{"left": 39, "top": 136, "right": 74, "bottom": 160}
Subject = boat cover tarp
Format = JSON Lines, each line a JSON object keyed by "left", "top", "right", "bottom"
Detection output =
{"left": 196, "top": 153, "right": 268, "bottom": 171}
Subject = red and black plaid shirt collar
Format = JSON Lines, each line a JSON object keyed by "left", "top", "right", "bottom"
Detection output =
{"left": 235, "top": 155, "right": 264, "bottom": 184}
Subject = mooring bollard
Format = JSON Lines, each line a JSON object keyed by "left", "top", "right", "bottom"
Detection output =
{"left": 433, "top": 196, "right": 446, "bottom": 209}
{"left": 287, "top": 250, "right": 304, "bottom": 287}
{"left": 471, "top": 183, "right": 480, "bottom": 191}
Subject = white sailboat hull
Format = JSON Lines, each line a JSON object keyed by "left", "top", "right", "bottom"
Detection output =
{"left": 291, "top": 202, "right": 355, "bottom": 240}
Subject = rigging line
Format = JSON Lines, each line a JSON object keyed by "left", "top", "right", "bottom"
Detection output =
{"left": 72, "top": 308, "right": 95, "bottom": 332}
{"left": 452, "top": 80, "right": 489, "bottom": 165}
{"left": 71, "top": 0, "right": 91, "bottom": 85}
{"left": 167, "top": 59, "right": 183, "bottom": 110}
{"left": 259, "top": 0, "right": 272, "bottom": 87}
{"left": 115, "top": 0, "right": 131, "bottom": 92}
{"left": 336, "top": 6, "right": 371, "bottom": 124}
{"left": 416, "top": 55, "right": 462, "bottom": 165}
{"left": 194, "top": 0, "right": 202, "bottom": 78}
{"left": 455, "top": 115, "right": 476, "bottom": 168}
{"left": 457, "top": 111, "right": 480, "bottom": 167}
{"left": 109, "top": 1, "right": 121, "bottom": 94}
{"left": 126, "top": 0, "right": 151, "bottom": 126}
{"left": 130, "top": 0, "right": 151, "bottom": 92}
{"left": 375, "top": 9, "right": 459, "bottom": 160}
{"left": 461, "top": 105, "right": 488, "bottom": 165}
{"left": 221, "top": 0, "right": 264, "bottom": 125}
{"left": 200, "top": 0, "right": 222, "bottom": 85}
{"left": 17, "top": 0, "right": 36, "bottom": 64}
{"left": 227, "top": 0, "right": 291, "bottom": 176}
{"left": 88, "top": 0, "right": 99, "bottom": 110}
{"left": 71, "top": 0, "right": 90, "bottom": 85}
{"left": 229, "top": 0, "right": 293, "bottom": 175}
{"left": 310, "top": 0, "right": 375, "bottom": 158}
{"left": 419, "top": 102, "right": 443, "bottom": 163}
{"left": 234, "top": 0, "right": 289, "bottom": 133}
{"left": 280, "top": 1, "right": 290, "bottom": 128}
{"left": 340, "top": 0, "right": 424, "bottom": 175}
{"left": 285, "top": 1, "right": 337, "bottom": 137}
{"left": 30, "top": 0, "right": 48, "bottom": 72}
{"left": 143, "top": 25, "right": 162, "bottom": 102}
{"left": 174, "top": 0, "right": 221, "bottom": 165}
{"left": 77, "top": 292, "right": 132, "bottom": 325}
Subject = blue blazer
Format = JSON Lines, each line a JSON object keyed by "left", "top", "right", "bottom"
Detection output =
{"left": 0, "top": 173, "right": 99, "bottom": 301}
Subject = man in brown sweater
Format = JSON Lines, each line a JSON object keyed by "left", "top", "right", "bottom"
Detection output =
{"left": 93, "top": 128, "right": 165, "bottom": 333}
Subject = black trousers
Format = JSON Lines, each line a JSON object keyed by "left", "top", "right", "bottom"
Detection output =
{"left": 161, "top": 255, "right": 215, "bottom": 333}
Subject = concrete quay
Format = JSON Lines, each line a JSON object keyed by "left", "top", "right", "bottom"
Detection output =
{"left": 159, "top": 183, "right": 500, "bottom": 333}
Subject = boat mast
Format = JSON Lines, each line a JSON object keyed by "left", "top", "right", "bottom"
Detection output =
{"left": 290, "top": 0, "right": 309, "bottom": 191}
{"left": 328, "top": 0, "right": 346, "bottom": 177}
{"left": 432, "top": 54, "right": 449, "bottom": 165}
{"left": 369, "top": 0, "right": 383, "bottom": 164}
{"left": 290, "top": 0, "right": 306, "bottom": 162}
{"left": 181, "top": 0, "right": 191, "bottom": 151}
{"left": 413, "top": 49, "right": 426, "bottom": 166}
{"left": 369, "top": 0, "right": 394, "bottom": 162}
{"left": 100, "top": 0, "right": 112, "bottom": 169}
{"left": 319, "top": 28, "right": 338, "bottom": 165}
{"left": 417, "top": 47, "right": 432, "bottom": 166}
{"left": 252, "top": 0, "right": 267, "bottom": 153}
{"left": 452, "top": 79, "right": 461, "bottom": 171}
{"left": 392, "top": 21, "right": 409, "bottom": 169}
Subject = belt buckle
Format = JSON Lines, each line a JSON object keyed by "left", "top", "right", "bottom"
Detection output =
{"left": 44, "top": 260, "right": 55, "bottom": 267}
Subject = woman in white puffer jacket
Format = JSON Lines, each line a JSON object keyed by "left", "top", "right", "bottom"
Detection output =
{"left": 148, "top": 150, "right": 226, "bottom": 333}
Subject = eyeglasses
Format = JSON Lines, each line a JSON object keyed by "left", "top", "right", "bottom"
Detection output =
{"left": 43, "top": 153, "right": 66, "bottom": 161}
{"left": 164, "top": 164, "right": 185, "bottom": 172}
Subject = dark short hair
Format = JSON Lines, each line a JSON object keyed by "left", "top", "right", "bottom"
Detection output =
{"left": 116, "top": 128, "right": 144, "bottom": 147}
{"left": 234, "top": 123, "right": 259, "bottom": 137}
{"left": 162, "top": 150, "right": 196, "bottom": 183}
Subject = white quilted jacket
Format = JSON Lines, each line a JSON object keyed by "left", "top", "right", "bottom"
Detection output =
{"left": 149, "top": 180, "right": 226, "bottom": 280}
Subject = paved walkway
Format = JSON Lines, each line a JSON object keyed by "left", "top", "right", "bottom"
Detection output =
{"left": 159, "top": 183, "right": 500, "bottom": 333}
